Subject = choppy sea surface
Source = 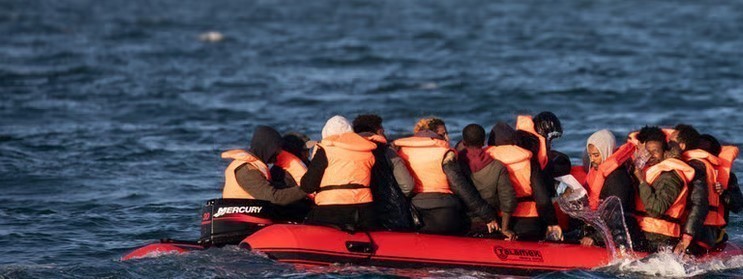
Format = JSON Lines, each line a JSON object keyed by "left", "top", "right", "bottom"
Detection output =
{"left": 2, "top": 0, "right": 743, "bottom": 278}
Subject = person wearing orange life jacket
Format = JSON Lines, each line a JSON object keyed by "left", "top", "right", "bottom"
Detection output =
{"left": 515, "top": 112, "right": 572, "bottom": 198}
{"left": 699, "top": 134, "right": 743, "bottom": 246}
{"left": 352, "top": 114, "right": 417, "bottom": 231}
{"left": 632, "top": 126, "right": 695, "bottom": 253}
{"left": 671, "top": 124, "right": 724, "bottom": 255}
{"left": 459, "top": 124, "right": 517, "bottom": 240}
{"left": 486, "top": 122, "right": 561, "bottom": 241}
{"left": 300, "top": 115, "right": 377, "bottom": 231}
{"left": 221, "top": 126, "right": 309, "bottom": 208}
{"left": 395, "top": 118, "right": 499, "bottom": 236}
{"left": 579, "top": 129, "right": 643, "bottom": 248}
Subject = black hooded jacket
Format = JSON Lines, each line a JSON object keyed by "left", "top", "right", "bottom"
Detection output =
{"left": 233, "top": 126, "right": 307, "bottom": 205}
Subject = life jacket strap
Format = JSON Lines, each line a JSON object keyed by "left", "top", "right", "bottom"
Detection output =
{"left": 635, "top": 210, "right": 682, "bottom": 224}
{"left": 317, "top": 184, "right": 368, "bottom": 192}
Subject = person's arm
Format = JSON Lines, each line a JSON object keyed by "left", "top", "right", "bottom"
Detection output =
{"left": 494, "top": 161, "right": 517, "bottom": 214}
{"left": 442, "top": 151, "right": 497, "bottom": 223}
{"left": 530, "top": 161, "right": 558, "bottom": 226}
{"left": 601, "top": 167, "right": 635, "bottom": 215}
{"left": 637, "top": 171, "right": 683, "bottom": 217}
{"left": 387, "top": 148, "right": 415, "bottom": 197}
{"left": 300, "top": 148, "right": 328, "bottom": 194}
{"left": 722, "top": 173, "right": 743, "bottom": 214}
{"left": 683, "top": 161, "right": 709, "bottom": 238}
{"left": 235, "top": 164, "right": 306, "bottom": 206}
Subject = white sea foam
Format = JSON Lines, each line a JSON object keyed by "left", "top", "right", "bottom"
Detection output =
{"left": 599, "top": 249, "right": 743, "bottom": 277}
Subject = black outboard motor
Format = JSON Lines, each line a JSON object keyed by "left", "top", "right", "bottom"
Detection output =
{"left": 200, "top": 198, "right": 280, "bottom": 247}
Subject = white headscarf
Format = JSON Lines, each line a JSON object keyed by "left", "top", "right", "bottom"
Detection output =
{"left": 586, "top": 129, "right": 617, "bottom": 163}
{"left": 321, "top": 115, "right": 353, "bottom": 139}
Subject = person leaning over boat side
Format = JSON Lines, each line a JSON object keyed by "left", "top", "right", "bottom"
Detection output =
{"left": 300, "top": 115, "right": 378, "bottom": 231}
{"left": 580, "top": 129, "right": 642, "bottom": 247}
{"left": 395, "top": 118, "right": 499, "bottom": 235}
{"left": 221, "top": 125, "right": 309, "bottom": 206}
{"left": 458, "top": 124, "right": 517, "bottom": 240}
{"left": 633, "top": 126, "right": 695, "bottom": 253}
{"left": 352, "top": 114, "right": 417, "bottom": 231}
{"left": 486, "top": 122, "right": 562, "bottom": 241}
{"left": 699, "top": 134, "right": 742, "bottom": 247}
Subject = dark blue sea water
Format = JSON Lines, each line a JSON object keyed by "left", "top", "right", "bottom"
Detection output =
{"left": 2, "top": 0, "right": 743, "bottom": 277}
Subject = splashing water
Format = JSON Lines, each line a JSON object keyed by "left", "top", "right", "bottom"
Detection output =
{"left": 557, "top": 195, "right": 634, "bottom": 259}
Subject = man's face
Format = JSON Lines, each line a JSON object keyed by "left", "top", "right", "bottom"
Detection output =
{"left": 645, "top": 141, "right": 665, "bottom": 167}
{"left": 435, "top": 125, "right": 449, "bottom": 143}
{"left": 587, "top": 144, "right": 603, "bottom": 170}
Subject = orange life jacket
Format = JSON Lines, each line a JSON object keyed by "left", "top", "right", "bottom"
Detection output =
{"left": 314, "top": 132, "right": 376, "bottom": 206}
{"left": 635, "top": 158, "right": 695, "bottom": 238}
{"left": 586, "top": 143, "right": 636, "bottom": 210}
{"left": 221, "top": 149, "right": 271, "bottom": 199}
{"left": 395, "top": 136, "right": 453, "bottom": 194}
{"left": 274, "top": 150, "right": 307, "bottom": 186}
{"left": 683, "top": 149, "right": 725, "bottom": 226}
{"left": 515, "top": 115, "right": 548, "bottom": 170}
{"left": 485, "top": 145, "right": 538, "bottom": 217}
{"left": 717, "top": 146, "right": 739, "bottom": 192}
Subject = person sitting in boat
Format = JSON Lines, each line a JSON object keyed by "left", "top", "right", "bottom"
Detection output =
{"left": 458, "top": 123, "right": 517, "bottom": 240}
{"left": 515, "top": 112, "right": 572, "bottom": 198}
{"left": 352, "top": 114, "right": 417, "bottom": 231}
{"left": 270, "top": 133, "right": 310, "bottom": 189}
{"left": 394, "top": 117, "right": 499, "bottom": 235}
{"left": 486, "top": 122, "right": 562, "bottom": 241}
{"left": 669, "top": 124, "right": 711, "bottom": 254}
{"left": 580, "top": 129, "right": 642, "bottom": 247}
{"left": 633, "top": 126, "right": 695, "bottom": 253}
{"left": 221, "top": 125, "right": 310, "bottom": 206}
{"left": 300, "top": 115, "right": 378, "bottom": 231}
{"left": 699, "top": 134, "right": 742, "bottom": 247}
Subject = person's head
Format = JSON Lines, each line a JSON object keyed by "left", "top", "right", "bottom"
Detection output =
{"left": 321, "top": 115, "right": 353, "bottom": 139}
{"left": 698, "top": 134, "right": 722, "bottom": 156}
{"left": 462, "top": 124, "right": 485, "bottom": 148}
{"left": 352, "top": 114, "right": 385, "bottom": 137}
{"left": 636, "top": 126, "right": 668, "bottom": 167}
{"left": 586, "top": 129, "right": 617, "bottom": 170}
{"left": 250, "top": 125, "right": 283, "bottom": 164}
{"left": 414, "top": 117, "right": 448, "bottom": 142}
{"left": 672, "top": 124, "right": 700, "bottom": 151}
{"left": 487, "top": 122, "right": 516, "bottom": 146}
{"left": 282, "top": 133, "right": 311, "bottom": 164}
{"left": 533, "top": 111, "right": 563, "bottom": 145}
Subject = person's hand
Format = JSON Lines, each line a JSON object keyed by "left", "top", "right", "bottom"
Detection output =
{"left": 486, "top": 220, "right": 500, "bottom": 233}
{"left": 580, "top": 237, "right": 595, "bottom": 247}
{"left": 546, "top": 225, "right": 563, "bottom": 241}
{"left": 674, "top": 235, "right": 692, "bottom": 255}
{"left": 561, "top": 187, "right": 574, "bottom": 198}
{"left": 715, "top": 182, "right": 724, "bottom": 195}
{"left": 502, "top": 230, "right": 517, "bottom": 241}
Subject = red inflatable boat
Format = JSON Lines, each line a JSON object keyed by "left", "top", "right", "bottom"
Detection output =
{"left": 121, "top": 199, "right": 743, "bottom": 275}
{"left": 239, "top": 224, "right": 743, "bottom": 276}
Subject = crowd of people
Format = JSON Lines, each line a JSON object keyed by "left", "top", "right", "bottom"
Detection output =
{"left": 220, "top": 112, "right": 742, "bottom": 255}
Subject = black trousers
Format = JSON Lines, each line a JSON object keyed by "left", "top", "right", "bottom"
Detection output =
{"left": 304, "top": 202, "right": 376, "bottom": 231}
{"left": 411, "top": 193, "right": 468, "bottom": 235}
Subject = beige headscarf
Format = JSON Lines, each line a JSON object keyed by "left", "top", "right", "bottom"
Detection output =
{"left": 586, "top": 129, "right": 617, "bottom": 163}
{"left": 321, "top": 115, "right": 353, "bottom": 139}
